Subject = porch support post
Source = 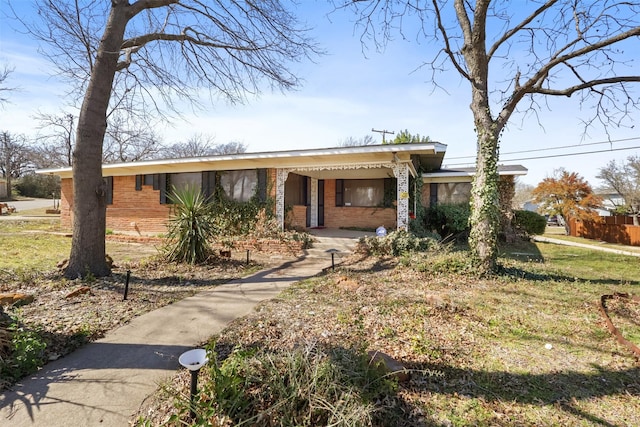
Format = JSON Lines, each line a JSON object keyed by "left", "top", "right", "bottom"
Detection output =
{"left": 392, "top": 162, "right": 409, "bottom": 230}
{"left": 276, "top": 169, "right": 290, "bottom": 229}
{"left": 310, "top": 178, "right": 318, "bottom": 228}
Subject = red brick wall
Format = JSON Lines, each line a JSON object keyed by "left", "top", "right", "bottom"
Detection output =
{"left": 107, "top": 176, "right": 171, "bottom": 234}
{"left": 61, "top": 172, "right": 398, "bottom": 234}
{"left": 287, "top": 205, "right": 308, "bottom": 230}
{"left": 60, "top": 178, "right": 73, "bottom": 229}
{"left": 61, "top": 176, "right": 171, "bottom": 234}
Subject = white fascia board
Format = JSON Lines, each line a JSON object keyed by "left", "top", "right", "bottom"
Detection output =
{"left": 37, "top": 142, "right": 447, "bottom": 179}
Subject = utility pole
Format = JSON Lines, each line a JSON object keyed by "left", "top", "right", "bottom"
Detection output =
{"left": 371, "top": 128, "right": 394, "bottom": 144}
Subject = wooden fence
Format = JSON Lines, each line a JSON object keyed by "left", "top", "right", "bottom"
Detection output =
{"left": 570, "top": 216, "right": 640, "bottom": 246}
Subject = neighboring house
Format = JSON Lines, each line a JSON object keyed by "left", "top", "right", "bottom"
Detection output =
{"left": 422, "top": 166, "right": 527, "bottom": 206}
{"left": 522, "top": 201, "right": 538, "bottom": 212}
{"left": 594, "top": 190, "right": 626, "bottom": 216}
{"left": 0, "top": 178, "right": 7, "bottom": 199}
{"left": 39, "top": 143, "right": 527, "bottom": 235}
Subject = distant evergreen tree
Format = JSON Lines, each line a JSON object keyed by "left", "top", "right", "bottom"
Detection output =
{"left": 388, "top": 129, "right": 431, "bottom": 144}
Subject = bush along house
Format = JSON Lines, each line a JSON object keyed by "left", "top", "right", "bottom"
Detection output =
{"left": 39, "top": 143, "right": 527, "bottom": 235}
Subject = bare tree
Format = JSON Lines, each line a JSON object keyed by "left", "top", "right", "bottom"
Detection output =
{"left": 339, "top": 1, "right": 640, "bottom": 274}
{"left": 103, "top": 113, "right": 164, "bottom": 163}
{"left": 34, "top": 112, "right": 75, "bottom": 167}
{"left": 164, "top": 135, "right": 247, "bottom": 158}
{"left": 164, "top": 133, "right": 218, "bottom": 158}
{"left": 513, "top": 179, "right": 535, "bottom": 210}
{"left": 211, "top": 141, "right": 248, "bottom": 155}
{"left": 597, "top": 155, "right": 640, "bottom": 225}
{"left": 0, "top": 64, "right": 15, "bottom": 107}
{"left": 17, "top": 0, "right": 319, "bottom": 278}
{"left": 339, "top": 135, "right": 375, "bottom": 147}
{"left": 1, "top": 131, "right": 32, "bottom": 200}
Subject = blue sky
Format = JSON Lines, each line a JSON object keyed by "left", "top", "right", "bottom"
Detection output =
{"left": 1, "top": 1, "right": 639, "bottom": 188}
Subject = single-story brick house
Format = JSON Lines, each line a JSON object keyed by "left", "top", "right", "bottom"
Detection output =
{"left": 39, "top": 143, "right": 527, "bottom": 235}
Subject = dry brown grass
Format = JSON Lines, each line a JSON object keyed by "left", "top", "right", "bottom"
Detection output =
{"left": 136, "top": 243, "right": 640, "bottom": 426}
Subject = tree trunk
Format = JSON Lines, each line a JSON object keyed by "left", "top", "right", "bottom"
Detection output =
{"left": 468, "top": 115, "right": 501, "bottom": 275}
{"left": 65, "top": 3, "right": 129, "bottom": 279}
{"left": 4, "top": 152, "right": 11, "bottom": 201}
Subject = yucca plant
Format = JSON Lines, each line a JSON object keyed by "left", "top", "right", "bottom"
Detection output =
{"left": 163, "top": 185, "right": 216, "bottom": 264}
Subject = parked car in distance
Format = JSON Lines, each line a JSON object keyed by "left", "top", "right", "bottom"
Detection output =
{"left": 546, "top": 215, "right": 560, "bottom": 226}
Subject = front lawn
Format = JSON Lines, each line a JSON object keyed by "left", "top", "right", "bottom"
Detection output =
{"left": 136, "top": 240, "right": 640, "bottom": 426}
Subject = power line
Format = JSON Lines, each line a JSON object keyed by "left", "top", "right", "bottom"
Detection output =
{"left": 445, "top": 144, "right": 640, "bottom": 166}
{"left": 445, "top": 136, "right": 640, "bottom": 161}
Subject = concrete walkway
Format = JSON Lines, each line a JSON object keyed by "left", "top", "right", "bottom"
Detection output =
{"left": 0, "top": 234, "right": 363, "bottom": 426}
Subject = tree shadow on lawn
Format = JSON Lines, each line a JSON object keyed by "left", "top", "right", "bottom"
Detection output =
{"left": 497, "top": 263, "right": 640, "bottom": 287}
{"left": 404, "top": 359, "right": 639, "bottom": 426}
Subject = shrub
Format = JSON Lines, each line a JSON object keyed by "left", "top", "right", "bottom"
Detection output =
{"left": 210, "top": 194, "right": 275, "bottom": 238}
{"left": 414, "top": 250, "right": 477, "bottom": 276}
{"left": 357, "top": 230, "right": 441, "bottom": 256}
{"left": 513, "top": 210, "right": 547, "bottom": 236}
{"left": 166, "top": 343, "right": 398, "bottom": 426}
{"left": 0, "top": 318, "right": 47, "bottom": 385}
{"left": 163, "top": 186, "right": 216, "bottom": 264}
{"left": 424, "top": 203, "right": 470, "bottom": 242}
{"left": 14, "top": 174, "right": 61, "bottom": 199}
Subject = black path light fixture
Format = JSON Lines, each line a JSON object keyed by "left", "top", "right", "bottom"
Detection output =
{"left": 178, "top": 348, "right": 209, "bottom": 419}
{"left": 325, "top": 248, "right": 340, "bottom": 270}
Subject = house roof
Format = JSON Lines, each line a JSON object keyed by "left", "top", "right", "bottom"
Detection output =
{"left": 38, "top": 142, "right": 448, "bottom": 179}
{"left": 422, "top": 165, "right": 528, "bottom": 182}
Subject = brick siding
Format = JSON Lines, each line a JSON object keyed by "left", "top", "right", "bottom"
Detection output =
{"left": 61, "top": 176, "right": 170, "bottom": 234}
{"left": 62, "top": 172, "right": 398, "bottom": 234}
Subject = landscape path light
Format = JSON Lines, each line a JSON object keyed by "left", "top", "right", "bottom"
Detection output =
{"left": 178, "top": 348, "right": 208, "bottom": 419}
{"left": 325, "top": 248, "right": 340, "bottom": 270}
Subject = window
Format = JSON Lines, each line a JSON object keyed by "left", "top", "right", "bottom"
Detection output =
{"left": 103, "top": 176, "right": 113, "bottom": 205}
{"left": 158, "top": 169, "right": 265, "bottom": 204}
{"left": 220, "top": 170, "right": 257, "bottom": 202}
{"left": 284, "top": 173, "right": 308, "bottom": 206}
{"left": 437, "top": 183, "right": 471, "bottom": 204}
{"left": 338, "top": 179, "right": 385, "bottom": 207}
{"left": 135, "top": 174, "right": 158, "bottom": 191}
{"left": 160, "top": 172, "right": 201, "bottom": 204}
{"left": 170, "top": 172, "right": 202, "bottom": 192}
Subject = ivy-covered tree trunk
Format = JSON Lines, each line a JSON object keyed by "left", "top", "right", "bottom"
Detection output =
{"left": 468, "top": 108, "right": 501, "bottom": 275}
{"left": 65, "top": 3, "right": 129, "bottom": 279}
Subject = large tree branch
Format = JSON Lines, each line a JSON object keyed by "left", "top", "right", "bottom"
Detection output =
{"left": 117, "top": 28, "right": 264, "bottom": 70}
{"left": 487, "top": 0, "right": 558, "bottom": 60}
{"left": 432, "top": 0, "right": 470, "bottom": 81}
{"left": 533, "top": 76, "right": 640, "bottom": 96}
{"left": 525, "top": 26, "right": 640, "bottom": 94}
{"left": 497, "top": 25, "right": 640, "bottom": 129}
{"left": 128, "top": 0, "right": 178, "bottom": 18}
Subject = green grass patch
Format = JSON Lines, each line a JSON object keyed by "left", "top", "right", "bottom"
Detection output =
{"left": 533, "top": 240, "right": 640, "bottom": 284}
{"left": 542, "top": 232, "right": 640, "bottom": 255}
{"left": 0, "top": 232, "right": 71, "bottom": 271}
